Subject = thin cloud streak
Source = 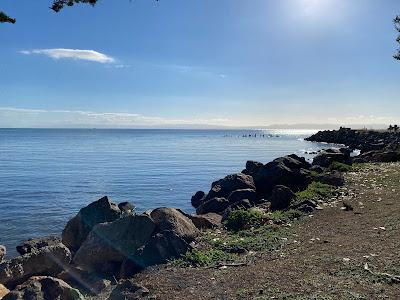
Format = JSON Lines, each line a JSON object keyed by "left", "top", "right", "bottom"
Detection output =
{"left": 20, "top": 49, "right": 115, "bottom": 63}
{"left": 0, "top": 107, "right": 231, "bottom": 128}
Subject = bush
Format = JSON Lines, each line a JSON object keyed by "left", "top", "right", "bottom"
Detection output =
{"left": 224, "top": 209, "right": 266, "bottom": 231}
{"left": 267, "top": 209, "right": 303, "bottom": 223}
{"left": 173, "top": 249, "right": 235, "bottom": 267}
{"left": 295, "top": 182, "right": 335, "bottom": 201}
{"left": 329, "top": 161, "right": 352, "bottom": 172}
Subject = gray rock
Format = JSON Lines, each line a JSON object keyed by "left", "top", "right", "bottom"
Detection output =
{"left": 3, "top": 276, "right": 84, "bottom": 300}
{"left": 353, "top": 150, "right": 400, "bottom": 163}
{"left": 0, "top": 245, "right": 5, "bottom": 262}
{"left": 16, "top": 236, "right": 61, "bottom": 255}
{"left": 196, "top": 197, "right": 230, "bottom": 215}
{"left": 310, "top": 165, "right": 324, "bottom": 174}
{"left": 253, "top": 154, "right": 311, "bottom": 198}
{"left": 108, "top": 279, "right": 149, "bottom": 300}
{"left": 242, "top": 160, "right": 263, "bottom": 175}
{"left": 270, "top": 185, "right": 296, "bottom": 211}
{"left": 204, "top": 173, "right": 255, "bottom": 202}
{"left": 186, "top": 213, "right": 222, "bottom": 229}
{"left": 227, "top": 188, "right": 257, "bottom": 205}
{"left": 314, "top": 170, "right": 344, "bottom": 187}
{"left": 134, "top": 230, "right": 190, "bottom": 268}
{"left": 73, "top": 214, "right": 156, "bottom": 275}
{"left": 0, "top": 243, "right": 71, "bottom": 288}
{"left": 62, "top": 196, "right": 121, "bottom": 253}
{"left": 191, "top": 191, "right": 206, "bottom": 208}
{"left": 118, "top": 201, "right": 136, "bottom": 215}
{"left": 58, "top": 265, "right": 109, "bottom": 295}
{"left": 150, "top": 208, "right": 199, "bottom": 243}
{"left": 312, "top": 149, "right": 351, "bottom": 167}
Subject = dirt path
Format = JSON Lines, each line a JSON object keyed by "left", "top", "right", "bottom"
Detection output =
{"left": 134, "top": 163, "right": 400, "bottom": 299}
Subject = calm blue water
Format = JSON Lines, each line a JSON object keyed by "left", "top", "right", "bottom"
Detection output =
{"left": 0, "top": 129, "right": 332, "bottom": 257}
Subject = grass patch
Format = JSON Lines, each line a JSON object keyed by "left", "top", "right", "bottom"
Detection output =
{"left": 267, "top": 209, "right": 303, "bottom": 224}
{"left": 329, "top": 161, "right": 352, "bottom": 172}
{"left": 295, "top": 182, "right": 335, "bottom": 202}
{"left": 172, "top": 249, "right": 236, "bottom": 267}
{"left": 224, "top": 208, "right": 266, "bottom": 231}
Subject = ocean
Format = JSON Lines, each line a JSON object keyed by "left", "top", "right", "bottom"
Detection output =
{"left": 0, "top": 128, "right": 334, "bottom": 257}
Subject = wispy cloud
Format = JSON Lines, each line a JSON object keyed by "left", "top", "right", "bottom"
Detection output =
{"left": 20, "top": 48, "right": 115, "bottom": 64}
{"left": 0, "top": 107, "right": 231, "bottom": 128}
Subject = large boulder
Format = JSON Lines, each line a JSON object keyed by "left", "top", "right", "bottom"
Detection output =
{"left": 132, "top": 230, "right": 190, "bottom": 268}
{"left": 0, "top": 245, "right": 5, "bottom": 262}
{"left": 108, "top": 279, "right": 149, "bottom": 300}
{"left": 62, "top": 196, "right": 122, "bottom": 253}
{"left": 196, "top": 197, "right": 230, "bottom": 215}
{"left": 73, "top": 214, "right": 156, "bottom": 275}
{"left": 312, "top": 148, "right": 351, "bottom": 167}
{"left": 269, "top": 185, "right": 296, "bottom": 211}
{"left": 3, "top": 276, "right": 84, "bottom": 300}
{"left": 227, "top": 188, "right": 257, "bottom": 205}
{"left": 186, "top": 213, "right": 222, "bottom": 229}
{"left": 58, "top": 266, "right": 111, "bottom": 295}
{"left": 16, "top": 236, "right": 61, "bottom": 255}
{"left": 252, "top": 154, "right": 311, "bottom": 198}
{"left": 314, "top": 171, "right": 345, "bottom": 187}
{"left": 191, "top": 191, "right": 205, "bottom": 208}
{"left": 204, "top": 173, "right": 255, "bottom": 202}
{"left": 0, "top": 243, "right": 71, "bottom": 288}
{"left": 353, "top": 150, "right": 400, "bottom": 163}
{"left": 242, "top": 160, "right": 263, "bottom": 175}
{"left": 150, "top": 208, "right": 199, "bottom": 243}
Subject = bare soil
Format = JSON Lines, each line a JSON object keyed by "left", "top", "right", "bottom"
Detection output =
{"left": 132, "top": 163, "right": 400, "bottom": 299}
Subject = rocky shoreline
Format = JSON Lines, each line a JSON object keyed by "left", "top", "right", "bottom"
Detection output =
{"left": 0, "top": 128, "right": 399, "bottom": 299}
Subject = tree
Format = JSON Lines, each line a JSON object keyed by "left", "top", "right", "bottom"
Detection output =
{"left": 0, "top": 11, "right": 15, "bottom": 24}
{"left": 388, "top": 124, "right": 394, "bottom": 132}
{"left": 395, "top": 16, "right": 400, "bottom": 60}
{"left": 0, "top": 0, "right": 99, "bottom": 24}
{"left": 394, "top": 125, "right": 399, "bottom": 132}
{"left": 1, "top": 1, "right": 162, "bottom": 23}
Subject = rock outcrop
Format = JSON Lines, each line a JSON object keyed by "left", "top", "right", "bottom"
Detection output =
{"left": 108, "top": 279, "right": 149, "bottom": 300}
{"left": 16, "top": 236, "right": 61, "bottom": 255}
{"left": 269, "top": 185, "right": 296, "bottom": 211}
{"left": 227, "top": 188, "right": 257, "bottom": 205}
{"left": 62, "top": 196, "right": 122, "bottom": 253}
{"left": 150, "top": 208, "right": 199, "bottom": 243}
{"left": 73, "top": 214, "right": 156, "bottom": 275}
{"left": 306, "top": 128, "right": 400, "bottom": 154}
{"left": 196, "top": 197, "right": 230, "bottom": 215}
{"left": 3, "top": 276, "right": 84, "bottom": 300}
{"left": 251, "top": 154, "right": 311, "bottom": 198}
{"left": 314, "top": 170, "right": 345, "bottom": 187}
{"left": 353, "top": 150, "right": 400, "bottom": 163}
{"left": 0, "top": 243, "right": 71, "bottom": 288}
{"left": 204, "top": 173, "right": 256, "bottom": 202}
{"left": 186, "top": 213, "right": 222, "bottom": 229}
{"left": 191, "top": 191, "right": 205, "bottom": 208}
{"left": 312, "top": 148, "right": 351, "bottom": 167}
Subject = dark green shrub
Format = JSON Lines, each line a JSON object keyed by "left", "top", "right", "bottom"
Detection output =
{"left": 224, "top": 209, "right": 265, "bottom": 231}
{"left": 296, "top": 182, "right": 335, "bottom": 201}
{"left": 329, "top": 161, "right": 352, "bottom": 172}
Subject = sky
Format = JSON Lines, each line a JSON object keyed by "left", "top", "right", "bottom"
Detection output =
{"left": 0, "top": 0, "right": 399, "bottom": 128}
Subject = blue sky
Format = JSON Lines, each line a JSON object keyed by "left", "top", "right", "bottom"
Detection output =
{"left": 0, "top": 0, "right": 399, "bottom": 128}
